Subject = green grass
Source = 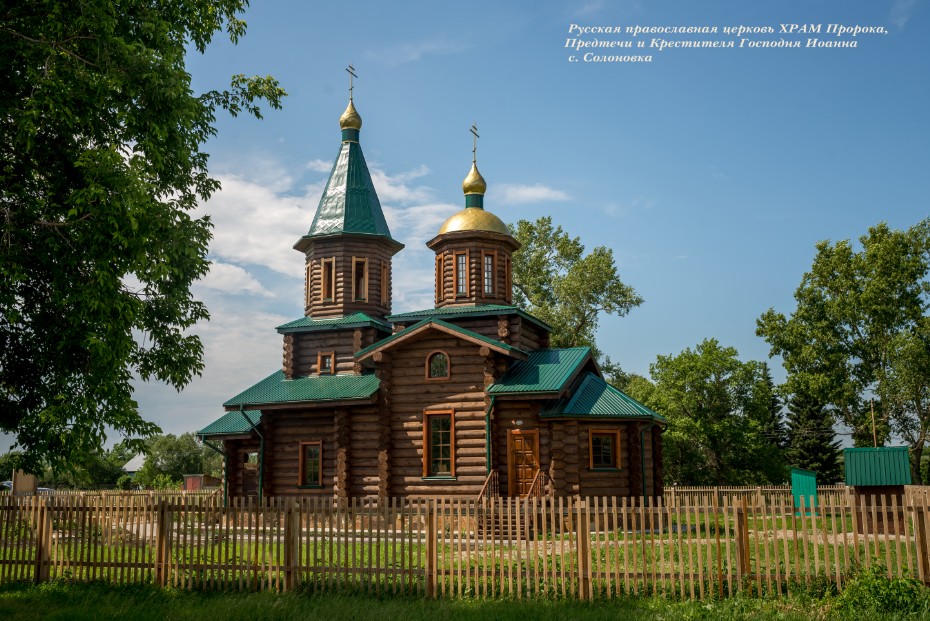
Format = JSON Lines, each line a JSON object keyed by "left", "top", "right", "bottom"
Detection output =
{"left": 0, "top": 581, "right": 837, "bottom": 621}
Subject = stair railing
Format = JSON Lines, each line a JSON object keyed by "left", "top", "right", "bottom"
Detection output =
{"left": 476, "top": 469, "right": 500, "bottom": 504}
{"left": 527, "top": 469, "right": 549, "bottom": 498}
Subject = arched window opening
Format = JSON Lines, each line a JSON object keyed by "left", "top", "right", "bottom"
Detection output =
{"left": 426, "top": 351, "right": 450, "bottom": 380}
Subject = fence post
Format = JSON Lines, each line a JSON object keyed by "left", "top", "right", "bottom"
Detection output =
{"left": 284, "top": 501, "right": 299, "bottom": 591}
{"left": 734, "top": 498, "right": 750, "bottom": 588}
{"left": 575, "top": 499, "right": 591, "bottom": 601}
{"left": 425, "top": 500, "right": 437, "bottom": 598}
{"left": 33, "top": 499, "right": 51, "bottom": 583}
{"left": 154, "top": 500, "right": 170, "bottom": 587}
{"left": 914, "top": 495, "right": 930, "bottom": 585}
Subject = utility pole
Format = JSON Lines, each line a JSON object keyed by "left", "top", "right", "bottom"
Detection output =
{"left": 870, "top": 398, "right": 878, "bottom": 447}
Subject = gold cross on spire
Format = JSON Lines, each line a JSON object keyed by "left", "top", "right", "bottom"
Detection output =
{"left": 470, "top": 123, "right": 479, "bottom": 163}
{"left": 346, "top": 64, "right": 358, "bottom": 100}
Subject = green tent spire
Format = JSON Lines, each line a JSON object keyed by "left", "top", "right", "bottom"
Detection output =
{"left": 294, "top": 98, "right": 402, "bottom": 252}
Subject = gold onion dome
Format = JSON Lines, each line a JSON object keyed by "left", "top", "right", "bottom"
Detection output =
{"left": 438, "top": 208, "right": 510, "bottom": 235}
{"left": 462, "top": 161, "right": 487, "bottom": 195}
{"left": 339, "top": 99, "right": 362, "bottom": 130}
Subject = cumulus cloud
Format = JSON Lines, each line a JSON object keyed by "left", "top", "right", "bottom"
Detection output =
{"left": 368, "top": 38, "right": 470, "bottom": 66}
{"left": 196, "top": 262, "right": 275, "bottom": 298}
{"left": 306, "top": 158, "right": 334, "bottom": 173}
{"left": 494, "top": 183, "right": 572, "bottom": 205}
{"left": 196, "top": 173, "right": 322, "bottom": 277}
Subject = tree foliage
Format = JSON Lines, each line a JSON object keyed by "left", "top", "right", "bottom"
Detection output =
{"left": 509, "top": 217, "right": 642, "bottom": 354}
{"left": 784, "top": 389, "right": 843, "bottom": 483}
{"left": 629, "top": 339, "right": 786, "bottom": 485}
{"left": 0, "top": 1, "right": 285, "bottom": 470}
{"left": 757, "top": 220, "right": 930, "bottom": 481}
{"left": 134, "top": 433, "right": 219, "bottom": 488}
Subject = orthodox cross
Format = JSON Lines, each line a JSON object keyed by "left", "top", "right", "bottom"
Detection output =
{"left": 346, "top": 64, "right": 358, "bottom": 100}
{"left": 470, "top": 123, "right": 479, "bottom": 162}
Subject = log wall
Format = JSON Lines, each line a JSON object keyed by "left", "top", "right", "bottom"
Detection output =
{"left": 380, "top": 332, "right": 490, "bottom": 496}
{"left": 286, "top": 327, "right": 382, "bottom": 378}
{"left": 431, "top": 237, "right": 514, "bottom": 307}
{"left": 302, "top": 236, "right": 396, "bottom": 319}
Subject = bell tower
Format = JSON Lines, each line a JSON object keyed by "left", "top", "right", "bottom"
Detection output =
{"left": 294, "top": 69, "right": 403, "bottom": 319}
{"left": 427, "top": 126, "right": 519, "bottom": 307}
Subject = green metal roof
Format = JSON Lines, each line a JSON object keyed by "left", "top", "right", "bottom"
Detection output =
{"left": 844, "top": 447, "right": 912, "bottom": 486}
{"left": 387, "top": 304, "right": 553, "bottom": 332}
{"left": 356, "top": 318, "right": 527, "bottom": 359}
{"left": 488, "top": 348, "right": 591, "bottom": 395}
{"left": 295, "top": 140, "right": 401, "bottom": 248}
{"left": 198, "top": 410, "right": 261, "bottom": 437}
{"left": 223, "top": 370, "right": 380, "bottom": 408}
{"left": 539, "top": 373, "right": 666, "bottom": 421}
{"left": 276, "top": 312, "right": 391, "bottom": 334}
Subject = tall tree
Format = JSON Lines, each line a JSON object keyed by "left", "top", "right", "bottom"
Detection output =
{"left": 134, "top": 433, "right": 206, "bottom": 488}
{"left": 757, "top": 220, "right": 930, "bottom": 482}
{"left": 509, "top": 217, "right": 642, "bottom": 353}
{"left": 635, "top": 339, "right": 786, "bottom": 485}
{"left": 0, "top": 1, "right": 285, "bottom": 470}
{"left": 784, "top": 389, "right": 843, "bottom": 483}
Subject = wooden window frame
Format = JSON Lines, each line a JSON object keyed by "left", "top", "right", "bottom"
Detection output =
{"left": 454, "top": 251, "right": 469, "bottom": 297}
{"left": 298, "top": 440, "right": 323, "bottom": 488}
{"left": 317, "top": 351, "right": 335, "bottom": 375}
{"left": 504, "top": 255, "right": 512, "bottom": 300}
{"left": 422, "top": 410, "right": 455, "bottom": 478}
{"left": 305, "top": 261, "right": 313, "bottom": 307}
{"left": 321, "top": 258, "right": 335, "bottom": 302}
{"left": 425, "top": 350, "right": 451, "bottom": 381}
{"left": 352, "top": 257, "right": 368, "bottom": 301}
{"left": 380, "top": 261, "right": 389, "bottom": 305}
{"left": 435, "top": 254, "right": 444, "bottom": 303}
{"left": 588, "top": 430, "right": 622, "bottom": 470}
{"left": 482, "top": 251, "right": 496, "bottom": 297}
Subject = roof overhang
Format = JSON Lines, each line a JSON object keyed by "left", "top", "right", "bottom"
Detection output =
{"left": 356, "top": 318, "right": 528, "bottom": 362}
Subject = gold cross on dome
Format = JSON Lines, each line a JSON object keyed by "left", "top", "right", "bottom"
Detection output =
{"left": 470, "top": 123, "right": 479, "bottom": 162}
{"left": 346, "top": 64, "right": 358, "bottom": 100}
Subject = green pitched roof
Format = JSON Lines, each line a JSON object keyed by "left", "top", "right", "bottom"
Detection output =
{"left": 198, "top": 410, "right": 261, "bottom": 437}
{"left": 295, "top": 141, "right": 400, "bottom": 248}
{"left": 844, "top": 447, "right": 912, "bottom": 486}
{"left": 387, "top": 304, "right": 552, "bottom": 332}
{"left": 276, "top": 312, "right": 391, "bottom": 334}
{"left": 223, "top": 370, "right": 380, "bottom": 408}
{"left": 540, "top": 373, "right": 666, "bottom": 421}
{"left": 356, "top": 318, "right": 527, "bottom": 360}
{"left": 488, "top": 347, "right": 591, "bottom": 395}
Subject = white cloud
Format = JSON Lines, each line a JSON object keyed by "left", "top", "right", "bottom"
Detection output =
{"left": 306, "top": 158, "right": 333, "bottom": 173}
{"left": 369, "top": 164, "right": 434, "bottom": 204}
{"left": 196, "top": 262, "right": 275, "bottom": 298}
{"left": 383, "top": 202, "right": 459, "bottom": 246}
{"left": 890, "top": 0, "right": 918, "bottom": 28}
{"left": 197, "top": 173, "right": 322, "bottom": 277}
{"left": 367, "top": 39, "right": 470, "bottom": 66}
{"left": 494, "top": 183, "right": 572, "bottom": 205}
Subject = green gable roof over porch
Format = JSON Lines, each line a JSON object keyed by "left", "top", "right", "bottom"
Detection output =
{"left": 197, "top": 410, "right": 261, "bottom": 437}
{"left": 540, "top": 373, "right": 666, "bottom": 422}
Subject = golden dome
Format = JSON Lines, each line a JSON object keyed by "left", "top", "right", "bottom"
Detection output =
{"left": 462, "top": 162, "right": 487, "bottom": 195}
{"left": 339, "top": 99, "right": 362, "bottom": 130}
{"left": 438, "top": 208, "right": 510, "bottom": 235}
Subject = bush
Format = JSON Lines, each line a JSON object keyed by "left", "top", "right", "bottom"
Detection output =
{"left": 834, "top": 564, "right": 930, "bottom": 616}
{"left": 115, "top": 475, "right": 134, "bottom": 490}
{"left": 150, "top": 474, "right": 180, "bottom": 490}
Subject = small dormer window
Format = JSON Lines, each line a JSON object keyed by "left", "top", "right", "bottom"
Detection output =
{"left": 318, "top": 351, "right": 335, "bottom": 375}
{"left": 426, "top": 351, "right": 450, "bottom": 380}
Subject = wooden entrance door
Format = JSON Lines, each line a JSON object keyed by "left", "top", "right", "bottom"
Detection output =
{"left": 508, "top": 429, "right": 540, "bottom": 497}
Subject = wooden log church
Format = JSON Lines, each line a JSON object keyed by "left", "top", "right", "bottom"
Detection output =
{"left": 198, "top": 87, "right": 666, "bottom": 501}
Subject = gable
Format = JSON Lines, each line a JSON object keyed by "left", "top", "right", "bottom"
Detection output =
{"left": 356, "top": 318, "right": 527, "bottom": 362}
{"left": 488, "top": 347, "right": 592, "bottom": 396}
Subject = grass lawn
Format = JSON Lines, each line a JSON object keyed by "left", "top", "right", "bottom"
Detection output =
{"left": 1, "top": 581, "right": 927, "bottom": 621}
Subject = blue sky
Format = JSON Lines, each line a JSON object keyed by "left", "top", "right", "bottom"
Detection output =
{"left": 128, "top": 0, "right": 928, "bottom": 439}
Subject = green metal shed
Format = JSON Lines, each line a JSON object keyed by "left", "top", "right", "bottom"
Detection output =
{"left": 791, "top": 468, "right": 818, "bottom": 514}
{"left": 844, "top": 447, "right": 912, "bottom": 486}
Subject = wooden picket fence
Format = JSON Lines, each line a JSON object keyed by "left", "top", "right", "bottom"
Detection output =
{"left": 2, "top": 492, "right": 930, "bottom": 599}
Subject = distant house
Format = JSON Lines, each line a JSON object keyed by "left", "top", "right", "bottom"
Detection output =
{"left": 122, "top": 454, "right": 146, "bottom": 477}
{"left": 198, "top": 93, "right": 666, "bottom": 501}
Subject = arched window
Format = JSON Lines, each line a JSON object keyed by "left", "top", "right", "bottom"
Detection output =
{"left": 426, "top": 351, "right": 450, "bottom": 380}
